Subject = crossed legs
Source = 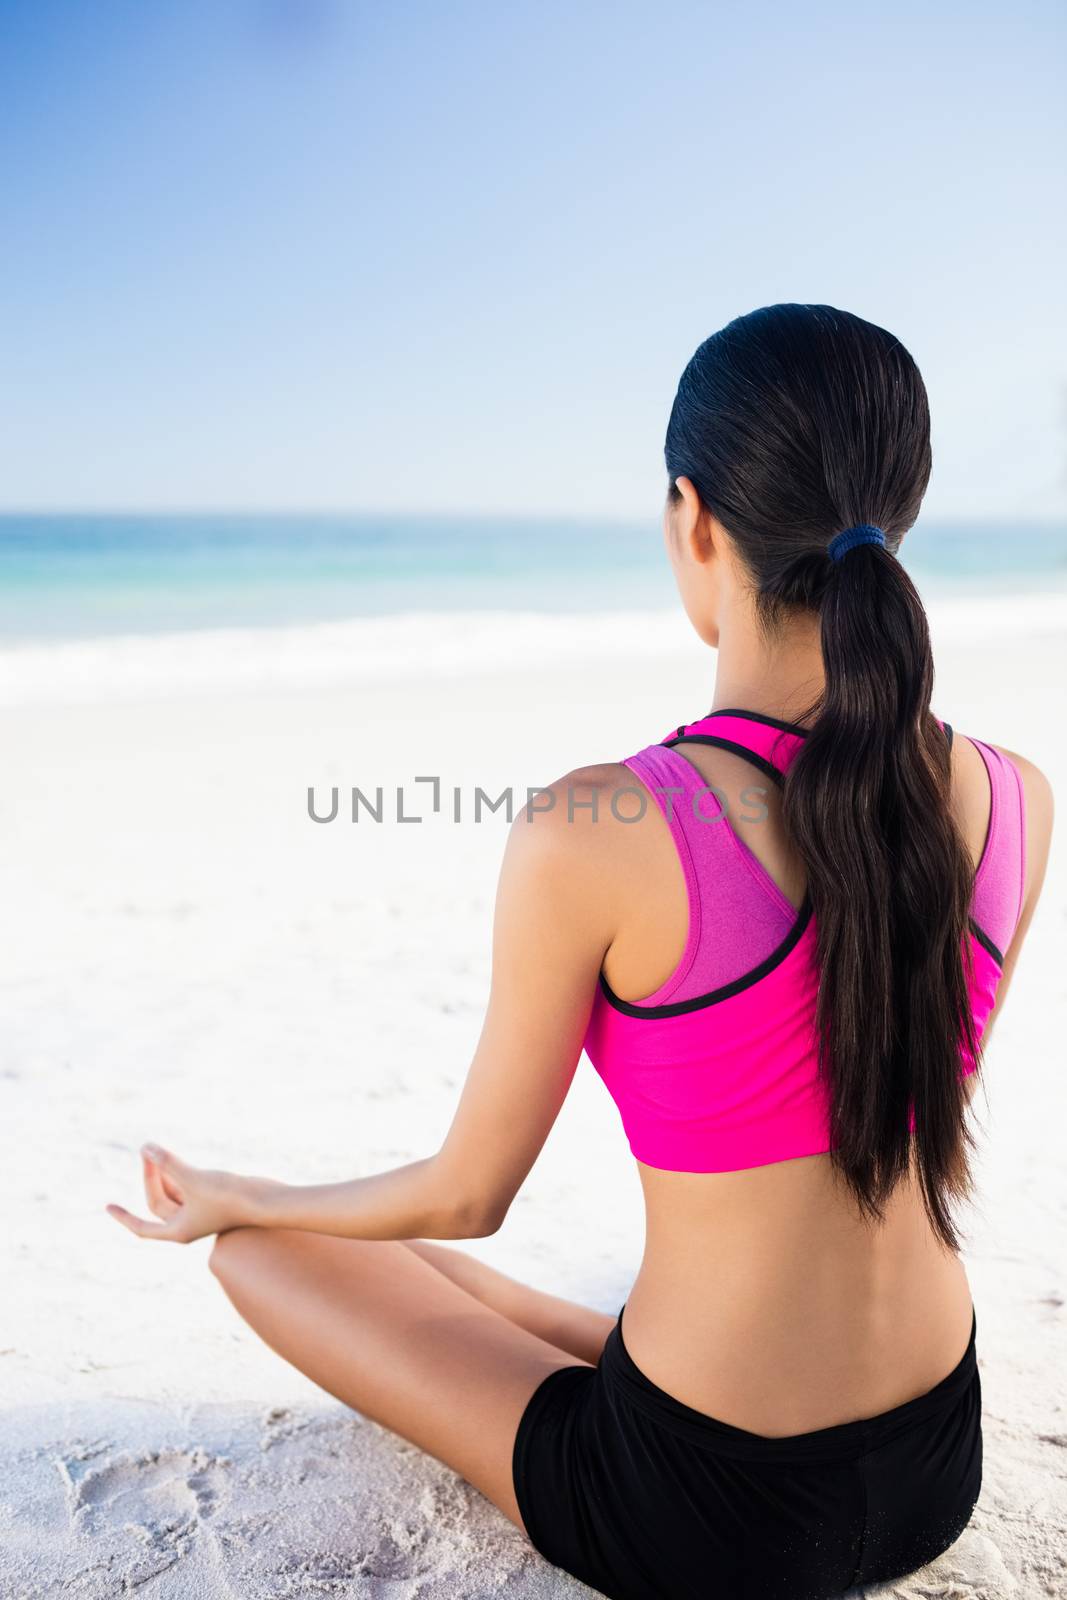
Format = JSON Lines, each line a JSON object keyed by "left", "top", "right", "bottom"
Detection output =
{"left": 208, "top": 1228, "right": 617, "bottom": 1531}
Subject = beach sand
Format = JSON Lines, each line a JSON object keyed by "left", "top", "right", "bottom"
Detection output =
{"left": 2, "top": 607, "right": 1065, "bottom": 1597}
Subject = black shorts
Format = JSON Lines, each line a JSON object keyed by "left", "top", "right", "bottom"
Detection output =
{"left": 512, "top": 1303, "right": 982, "bottom": 1600}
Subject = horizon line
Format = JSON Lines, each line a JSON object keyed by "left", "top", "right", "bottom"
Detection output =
{"left": 1, "top": 507, "right": 1066, "bottom": 527}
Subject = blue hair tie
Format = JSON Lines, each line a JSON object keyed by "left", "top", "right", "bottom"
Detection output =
{"left": 827, "top": 524, "right": 886, "bottom": 562}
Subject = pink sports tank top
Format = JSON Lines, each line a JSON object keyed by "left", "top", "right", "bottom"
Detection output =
{"left": 582, "top": 709, "right": 1027, "bottom": 1173}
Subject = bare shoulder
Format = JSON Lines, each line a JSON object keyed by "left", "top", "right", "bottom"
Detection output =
{"left": 955, "top": 733, "right": 1054, "bottom": 822}
{"left": 985, "top": 741, "right": 1055, "bottom": 835}
{"left": 501, "top": 760, "right": 658, "bottom": 920}
{"left": 961, "top": 736, "right": 1055, "bottom": 905}
{"left": 506, "top": 761, "right": 653, "bottom": 858}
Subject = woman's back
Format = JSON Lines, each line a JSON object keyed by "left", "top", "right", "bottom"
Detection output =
{"left": 577, "top": 706, "right": 1042, "bottom": 1436}
{"left": 499, "top": 308, "right": 1056, "bottom": 1596}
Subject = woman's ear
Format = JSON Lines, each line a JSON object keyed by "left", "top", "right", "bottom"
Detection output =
{"left": 672, "top": 476, "right": 715, "bottom": 567}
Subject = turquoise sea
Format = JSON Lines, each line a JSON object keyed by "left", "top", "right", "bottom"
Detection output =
{"left": 1, "top": 513, "right": 1066, "bottom": 643}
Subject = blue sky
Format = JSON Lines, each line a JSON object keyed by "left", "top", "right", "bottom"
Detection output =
{"left": 1, "top": 0, "right": 1064, "bottom": 518}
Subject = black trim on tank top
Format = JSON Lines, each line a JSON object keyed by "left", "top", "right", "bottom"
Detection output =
{"left": 969, "top": 916, "right": 1004, "bottom": 968}
{"left": 666, "top": 707, "right": 810, "bottom": 741}
{"left": 701, "top": 707, "right": 812, "bottom": 736}
{"left": 661, "top": 734, "right": 785, "bottom": 789}
{"left": 599, "top": 894, "right": 815, "bottom": 1018}
{"left": 671, "top": 707, "right": 954, "bottom": 745}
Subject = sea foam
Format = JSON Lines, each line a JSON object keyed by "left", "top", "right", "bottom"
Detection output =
{"left": 0, "top": 593, "right": 1063, "bottom": 707}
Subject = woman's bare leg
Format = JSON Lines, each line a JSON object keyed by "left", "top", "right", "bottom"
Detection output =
{"left": 400, "top": 1239, "right": 618, "bottom": 1365}
{"left": 208, "top": 1227, "right": 607, "bottom": 1533}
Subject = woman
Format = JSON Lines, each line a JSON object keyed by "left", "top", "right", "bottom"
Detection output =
{"left": 107, "top": 304, "right": 1054, "bottom": 1600}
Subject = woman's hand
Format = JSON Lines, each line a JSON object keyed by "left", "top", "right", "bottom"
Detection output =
{"left": 105, "top": 1144, "right": 266, "bottom": 1244}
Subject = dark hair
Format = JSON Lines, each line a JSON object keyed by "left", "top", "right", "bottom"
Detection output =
{"left": 665, "top": 303, "right": 979, "bottom": 1250}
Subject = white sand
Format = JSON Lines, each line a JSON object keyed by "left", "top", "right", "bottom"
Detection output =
{"left": 2, "top": 606, "right": 1065, "bottom": 1598}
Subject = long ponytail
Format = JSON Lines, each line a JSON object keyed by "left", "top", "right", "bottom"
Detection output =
{"left": 665, "top": 304, "right": 980, "bottom": 1249}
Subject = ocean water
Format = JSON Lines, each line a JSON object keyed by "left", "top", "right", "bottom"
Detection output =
{"left": 1, "top": 514, "right": 1065, "bottom": 706}
{"left": 2, "top": 513, "right": 1067, "bottom": 643}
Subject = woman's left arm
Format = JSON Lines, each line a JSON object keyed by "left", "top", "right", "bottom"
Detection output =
{"left": 107, "top": 769, "right": 622, "bottom": 1245}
